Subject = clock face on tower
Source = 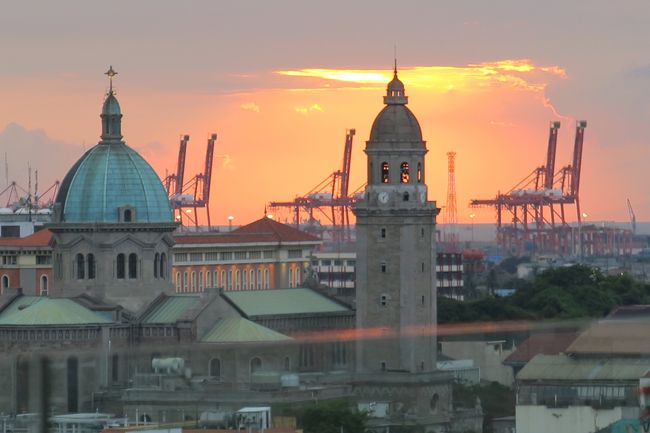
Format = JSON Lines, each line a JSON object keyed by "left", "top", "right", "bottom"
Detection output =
{"left": 378, "top": 191, "right": 389, "bottom": 204}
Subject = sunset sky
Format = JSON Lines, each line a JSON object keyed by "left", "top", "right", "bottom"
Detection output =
{"left": 1, "top": 1, "right": 649, "bottom": 227}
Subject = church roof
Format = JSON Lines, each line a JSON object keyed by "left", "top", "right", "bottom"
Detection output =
{"left": 140, "top": 294, "right": 200, "bottom": 324}
{"left": 222, "top": 288, "right": 350, "bottom": 317}
{"left": 517, "top": 354, "right": 650, "bottom": 381}
{"left": 175, "top": 217, "right": 320, "bottom": 245}
{"left": 0, "top": 297, "right": 112, "bottom": 326}
{"left": 201, "top": 317, "right": 292, "bottom": 343}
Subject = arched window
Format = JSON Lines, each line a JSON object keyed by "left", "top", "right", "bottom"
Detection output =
{"left": 160, "top": 253, "right": 167, "bottom": 279}
{"left": 154, "top": 253, "right": 159, "bottom": 278}
{"left": 235, "top": 270, "right": 241, "bottom": 290}
{"left": 1, "top": 274, "right": 9, "bottom": 292}
{"left": 206, "top": 271, "right": 212, "bottom": 288}
{"left": 242, "top": 270, "right": 247, "bottom": 290}
{"left": 417, "top": 162, "right": 422, "bottom": 182}
{"left": 295, "top": 267, "right": 301, "bottom": 286}
{"left": 128, "top": 253, "right": 137, "bottom": 279}
{"left": 40, "top": 275, "right": 48, "bottom": 296}
{"left": 191, "top": 271, "right": 197, "bottom": 291}
{"left": 381, "top": 162, "right": 390, "bottom": 183}
{"left": 198, "top": 271, "right": 203, "bottom": 291}
{"left": 123, "top": 209, "right": 132, "bottom": 222}
{"left": 209, "top": 358, "right": 221, "bottom": 378}
{"left": 264, "top": 269, "right": 270, "bottom": 289}
{"left": 183, "top": 272, "right": 189, "bottom": 292}
{"left": 116, "top": 254, "right": 125, "bottom": 279}
{"left": 284, "top": 356, "right": 291, "bottom": 371}
{"left": 403, "top": 191, "right": 410, "bottom": 201}
{"left": 221, "top": 270, "right": 226, "bottom": 288}
{"left": 16, "top": 356, "right": 29, "bottom": 413}
{"left": 257, "top": 269, "right": 262, "bottom": 289}
{"left": 76, "top": 254, "right": 85, "bottom": 279}
{"left": 175, "top": 272, "right": 181, "bottom": 292}
{"left": 400, "top": 162, "right": 410, "bottom": 183}
{"left": 288, "top": 269, "right": 293, "bottom": 288}
{"left": 87, "top": 254, "right": 96, "bottom": 279}
{"left": 250, "top": 270, "right": 255, "bottom": 290}
{"left": 227, "top": 270, "right": 233, "bottom": 290}
{"left": 250, "top": 357, "right": 262, "bottom": 375}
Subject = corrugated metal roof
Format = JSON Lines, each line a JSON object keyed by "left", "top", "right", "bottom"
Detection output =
{"left": 567, "top": 321, "right": 650, "bottom": 355}
{"left": 517, "top": 354, "right": 650, "bottom": 381}
{"left": 223, "top": 288, "right": 349, "bottom": 316}
{"left": 141, "top": 295, "right": 200, "bottom": 324}
{"left": 0, "top": 297, "right": 111, "bottom": 326}
{"left": 202, "top": 317, "right": 292, "bottom": 343}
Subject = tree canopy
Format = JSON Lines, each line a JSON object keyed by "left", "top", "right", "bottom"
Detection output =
{"left": 439, "top": 265, "right": 650, "bottom": 323}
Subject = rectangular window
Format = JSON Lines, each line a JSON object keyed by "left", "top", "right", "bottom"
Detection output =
{"left": 234, "top": 251, "right": 247, "bottom": 260}
{"left": 380, "top": 294, "right": 387, "bottom": 306}
{"left": 205, "top": 252, "right": 219, "bottom": 261}
{"left": 321, "top": 260, "right": 332, "bottom": 266}
{"left": 381, "top": 262, "right": 387, "bottom": 273}
{"left": 190, "top": 253, "right": 203, "bottom": 262}
{"left": 36, "top": 255, "right": 52, "bottom": 265}
{"left": 288, "top": 249, "right": 302, "bottom": 259}
{"left": 333, "top": 260, "right": 343, "bottom": 266}
{"left": 381, "top": 228, "right": 386, "bottom": 238}
{"left": 174, "top": 253, "right": 188, "bottom": 263}
{"left": 346, "top": 260, "right": 356, "bottom": 267}
{"left": 221, "top": 252, "right": 233, "bottom": 261}
{"left": 263, "top": 251, "right": 274, "bottom": 259}
{"left": 249, "top": 251, "right": 261, "bottom": 259}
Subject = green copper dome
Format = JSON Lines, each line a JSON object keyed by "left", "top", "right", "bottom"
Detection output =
{"left": 55, "top": 83, "right": 172, "bottom": 224}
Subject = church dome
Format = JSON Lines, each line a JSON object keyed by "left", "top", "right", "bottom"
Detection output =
{"left": 54, "top": 74, "right": 172, "bottom": 224}
{"left": 368, "top": 67, "right": 424, "bottom": 146}
{"left": 369, "top": 104, "right": 423, "bottom": 143}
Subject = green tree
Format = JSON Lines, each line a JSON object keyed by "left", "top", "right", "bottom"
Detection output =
{"left": 301, "top": 400, "right": 367, "bottom": 433}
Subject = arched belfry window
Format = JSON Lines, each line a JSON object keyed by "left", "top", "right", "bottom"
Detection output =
{"left": 87, "top": 254, "right": 96, "bottom": 279}
{"left": 381, "top": 162, "right": 390, "bottom": 183}
{"left": 417, "top": 162, "right": 422, "bottom": 183}
{"left": 128, "top": 253, "right": 137, "bottom": 279}
{"left": 116, "top": 254, "right": 125, "bottom": 279}
{"left": 400, "top": 162, "right": 410, "bottom": 183}
{"left": 209, "top": 358, "right": 221, "bottom": 378}
{"left": 76, "top": 254, "right": 85, "bottom": 279}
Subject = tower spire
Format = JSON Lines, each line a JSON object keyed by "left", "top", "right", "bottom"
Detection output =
{"left": 394, "top": 45, "right": 398, "bottom": 77}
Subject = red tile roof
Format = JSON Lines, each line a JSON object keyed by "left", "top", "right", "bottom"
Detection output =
{"left": 504, "top": 331, "right": 579, "bottom": 365}
{"left": 0, "top": 229, "right": 53, "bottom": 248}
{"left": 175, "top": 217, "right": 320, "bottom": 245}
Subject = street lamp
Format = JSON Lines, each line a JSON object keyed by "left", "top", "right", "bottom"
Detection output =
{"left": 228, "top": 215, "right": 234, "bottom": 231}
{"left": 469, "top": 213, "right": 476, "bottom": 245}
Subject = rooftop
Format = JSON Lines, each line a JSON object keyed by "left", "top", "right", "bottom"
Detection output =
{"left": 222, "top": 288, "right": 350, "bottom": 317}
{"left": 0, "top": 229, "right": 52, "bottom": 248}
{"left": 140, "top": 295, "right": 201, "bottom": 324}
{"left": 566, "top": 320, "right": 650, "bottom": 355}
{"left": 517, "top": 354, "right": 650, "bottom": 381}
{"left": 201, "top": 317, "right": 292, "bottom": 343}
{"left": 504, "top": 331, "right": 579, "bottom": 365}
{"left": 0, "top": 297, "right": 112, "bottom": 326}
{"left": 175, "top": 217, "right": 320, "bottom": 245}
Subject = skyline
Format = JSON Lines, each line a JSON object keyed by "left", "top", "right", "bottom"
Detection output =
{"left": 1, "top": 1, "right": 648, "bottom": 226}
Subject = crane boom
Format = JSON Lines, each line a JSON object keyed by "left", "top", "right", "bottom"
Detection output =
{"left": 544, "top": 121, "right": 561, "bottom": 189}
{"left": 570, "top": 121, "right": 587, "bottom": 197}
{"left": 202, "top": 134, "right": 216, "bottom": 203}
{"left": 627, "top": 198, "right": 636, "bottom": 234}
{"left": 339, "top": 129, "right": 355, "bottom": 199}
{"left": 174, "top": 135, "right": 189, "bottom": 196}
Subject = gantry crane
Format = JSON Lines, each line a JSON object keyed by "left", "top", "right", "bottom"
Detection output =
{"left": 471, "top": 121, "right": 588, "bottom": 256}
{"left": 269, "top": 129, "right": 359, "bottom": 241}
{"left": 165, "top": 134, "right": 217, "bottom": 229}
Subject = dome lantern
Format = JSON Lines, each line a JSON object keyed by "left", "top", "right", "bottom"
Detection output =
{"left": 100, "top": 66, "right": 123, "bottom": 142}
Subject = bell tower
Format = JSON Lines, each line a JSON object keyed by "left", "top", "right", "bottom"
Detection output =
{"left": 354, "top": 67, "right": 439, "bottom": 374}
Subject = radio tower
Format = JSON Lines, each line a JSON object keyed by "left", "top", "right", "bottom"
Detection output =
{"left": 443, "top": 151, "right": 459, "bottom": 251}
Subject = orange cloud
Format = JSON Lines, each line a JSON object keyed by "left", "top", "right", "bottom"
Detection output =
{"left": 240, "top": 102, "right": 260, "bottom": 112}
{"left": 295, "top": 103, "right": 324, "bottom": 114}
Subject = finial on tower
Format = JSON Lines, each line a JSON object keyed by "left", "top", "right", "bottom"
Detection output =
{"left": 393, "top": 45, "right": 398, "bottom": 77}
{"left": 105, "top": 66, "right": 118, "bottom": 94}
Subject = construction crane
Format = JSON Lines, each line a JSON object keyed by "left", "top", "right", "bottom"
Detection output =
{"left": 269, "top": 129, "right": 358, "bottom": 241}
{"left": 471, "top": 121, "right": 589, "bottom": 256}
{"left": 442, "top": 151, "right": 459, "bottom": 251}
{"left": 164, "top": 134, "right": 217, "bottom": 229}
{"left": 627, "top": 198, "right": 636, "bottom": 235}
